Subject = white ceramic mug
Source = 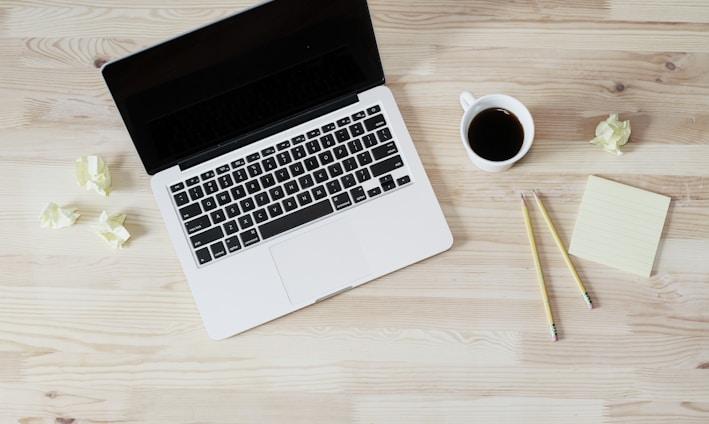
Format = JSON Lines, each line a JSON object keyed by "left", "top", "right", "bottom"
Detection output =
{"left": 459, "top": 91, "right": 535, "bottom": 172}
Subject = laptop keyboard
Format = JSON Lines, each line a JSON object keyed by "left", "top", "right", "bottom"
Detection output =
{"left": 168, "top": 103, "right": 412, "bottom": 266}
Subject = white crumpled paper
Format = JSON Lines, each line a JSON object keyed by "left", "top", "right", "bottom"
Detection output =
{"left": 39, "top": 202, "right": 80, "bottom": 229}
{"left": 76, "top": 155, "right": 112, "bottom": 196}
{"left": 590, "top": 113, "right": 631, "bottom": 155}
{"left": 92, "top": 211, "right": 130, "bottom": 248}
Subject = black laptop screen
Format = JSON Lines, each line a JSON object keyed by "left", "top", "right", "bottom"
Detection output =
{"left": 102, "top": 0, "right": 384, "bottom": 175}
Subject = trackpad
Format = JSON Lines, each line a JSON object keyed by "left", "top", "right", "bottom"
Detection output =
{"left": 270, "top": 218, "right": 371, "bottom": 305}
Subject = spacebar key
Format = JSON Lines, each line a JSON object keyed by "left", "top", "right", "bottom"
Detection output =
{"left": 259, "top": 199, "right": 334, "bottom": 240}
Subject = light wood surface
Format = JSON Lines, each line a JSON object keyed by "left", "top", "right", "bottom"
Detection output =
{"left": 2, "top": 1, "right": 708, "bottom": 423}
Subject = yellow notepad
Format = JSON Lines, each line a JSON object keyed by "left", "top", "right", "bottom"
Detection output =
{"left": 569, "top": 176, "right": 671, "bottom": 277}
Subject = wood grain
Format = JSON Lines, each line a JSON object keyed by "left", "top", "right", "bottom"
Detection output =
{"left": 1, "top": 0, "right": 708, "bottom": 423}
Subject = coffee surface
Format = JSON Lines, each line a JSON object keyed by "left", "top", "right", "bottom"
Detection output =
{"left": 467, "top": 108, "right": 524, "bottom": 161}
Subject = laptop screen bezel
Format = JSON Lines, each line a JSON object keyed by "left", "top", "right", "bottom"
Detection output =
{"left": 102, "top": 0, "right": 385, "bottom": 175}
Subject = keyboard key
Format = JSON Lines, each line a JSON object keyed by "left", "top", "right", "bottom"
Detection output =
{"left": 333, "top": 145, "right": 348, "bottom": 159}
{"left": 292, "top": 134, "right": 306, "bottom": 144}
{"left": 328, "top": 163, "right": 344, "bottom": 178}
{"left": 260, "top": 173, "right": 276, "bottom": 188}
{"left": 326, "top": 180, "right": 342, "bottom": 195}
{"left": 201, "top": 170, "right": 215, "bottom": 180}
{"left": 397, "top": 175, "right": 412, "bottom": 186}
{"left": 190, "top": 227, "right": 223, "bottom": 248}
{"left": 312, "top": 185, "right": 327, "bottom": 200}
{"left": 371, "top": 155, "right": 404, "bottom": 177}
{"left": 195, "top": 247, "right": 212, "bottom": 265}
{"left": 240, "top": 229, "right": 260, "bottom": 247}
{"left": 233, "top": 168, "right": 248, "bottom": 182}
{"left": 367, "top": 187, "right": 382, "bottom": 197}
{"left": 292, "top": 145, "right": 306, "bottom": 160}
{"left": 318, "top": 150, "right": 334, "bottom": 165}
{"left": 362, "top": 133, "right": 378, "bottom": 148}
{"left": 269, "top": 185, "right": 285, "bottom": 201}
{"left": 306, "top": 140, "right": 321, "bottom": 154}
{"left": 216, "top": 164, "right": 230, "bottom": 174}
{"left": 297, "top": 191, "right": 313, "bottom": 206}
{"left": 230, "top": 184, "right": 246, "bottom": 199}
{"left": 201, "top": 196, "right": 217, "bottom": 211}
{"left": 203, "top": 180, "right": 218, "bottom": 194}
{"left": 185, "top": 215, "right": 211, "bottom": 234}
{"left": 372, "top": 141, "right": 398, "bottom": 160}
{"left": 211, "top": 242, "right": 227, "bottom": 259}
{"left": 350, "top": 122, "right": 365, "bottom": 137}
{"left": 186, "top": 176, "right": 200, "bottom": 186}
{"left": 238, "top": 214, "right": 254, "bottom": 229}
{"left": 307, "top": 128, "right": 321, "bottom": 139}
{"left": 356, "top": 168, "right": 372, "bottom": 183}
{"left": 357, "top": 151, "right": 373, "bottom": 166}
{"left": 332, "top": 193, "right": 352, "bottom": 210}
{"left": 224, "top": 220, "right": 239, "bottom": 235}
{"left": 231, "top": 158, "right": 245, "bottom": 169}
{"left": 170, "top": 182, "right": 185, "bottom": 192}
{"left": 188, "top": 186, "right": 204, "bottom": 201}
{"left": 364, "top": 114, "right": 386, "bottom": 131}
{"left": 351, "top": 186, "right": 366, "bottom": 203}
{"left": 253, "top": 208, "right": 268, "bottom": 223}
{"left": 225, "top": 204, "right": 240, "bottom": 218}
{"left": 263, "top": 157, "right": 277, "bottom": 171}
{"left": 320, "top": 134, "right": 336, "bottom": 148}
{"left": 261, "top": 146, "right": 276, "bottom": 157}
{"left": 259, "top": 199, "right": 334, "bottom": 240}
{"left": 282, "top": 196, "right": 298, "bottom": 212}
{"left": 352, "top": 110, "right": 366, "bottom": 121}
{"left": 225, "top": 236, "right": 241, "bottom": 252}
{"left": 240, "top": 197, "right": 255, "bottom": 212}
{"left": 210, "top": 209, "right": 226, "bottom": 224}
{"left": 367, "top": 105, "right": 381, "bottom": 115}
{"left": 255, "top": 192, "right": 270, "bottom": 206}
{"left": 247, "top": 163, "right": 262, "bottom": 178}
{"left": 217, "top": 174, "right": 234, "bottom": 189}
{"left": 304, "top": 157, "right": 319, "bottom": 171}
{"left": 347, "top": 138, "right": 363, "bottom": 154}
{"left": 335, "top": 128, "right": 350, "bottom": 142}
{"left": 274, "top": 168, "right": 290, "bottom": 183}
{"left": 276, "top": 151, "right": 292, "bottom": 166}
{"left": 216, "top": 191, "right": 231, "bottom": 206}
{"left": 284, "top": 181, "right": 299, "bottom": 195}
{"left": 337, "top": 117, "right": 351, "bottom": 127}
{"left": 313, "top": 169, "right": 329, "bottom": 183}
{"left": 245, "top": 180, "right": 261, "bottom": 194}
{"left": 343, "top": 157, "right": 358, "bottom": 172}
{"left": 179, "top": 203, "right": 202, "bottom": 220}
{"left": 377, "top": 127, "right": 393, "bottom": 142}
{"left": 173, "top": 191, "right": 189, "bottom": 206}
{"left": 341, "top": 173, "right": 356, "bottom": 188}
{"left": 321, "top": 122, "right": 336, "bottom": 133}
{"left": 268, "top": 203, "right": 283, "bottom": 218}
{"left": 289, "top": 162, "right": 305, "bottom": 176}
{"left": 276, "top": 140, "right": 291, "bottom": 150}
{"left": 246, "top": 152, "right": 260, "bottom": 162}
{"left": 298, "top": 174, "right": 314, "bottom": 189}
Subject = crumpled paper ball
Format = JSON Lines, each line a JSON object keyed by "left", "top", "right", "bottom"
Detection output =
{"left": 589, "top": 113, "right": 631, "bottom": 155}
{"left": 39, "top": 202, "right": 80, "bottom": 229}
{"left": 76, "top": 155, "right": 112, "bottom": 196}
{"left": 92, "top": 211, "right": 130, "bottom": 248}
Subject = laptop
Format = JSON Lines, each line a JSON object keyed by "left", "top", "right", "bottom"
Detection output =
{"left": 102, "top": 0, "right": 453, "bottom": 339}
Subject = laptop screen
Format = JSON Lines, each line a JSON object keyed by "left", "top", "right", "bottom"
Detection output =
{"left": 102, "top": 0, "right": 384, "bottom": 175}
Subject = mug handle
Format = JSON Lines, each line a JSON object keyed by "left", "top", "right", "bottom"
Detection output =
{"left": 460, "top": 92, "right": 476, "bottom": 111}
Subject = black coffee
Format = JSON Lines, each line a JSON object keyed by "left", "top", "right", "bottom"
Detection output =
{"left": 467, "top": 108, "right": 524, "bottom": 161}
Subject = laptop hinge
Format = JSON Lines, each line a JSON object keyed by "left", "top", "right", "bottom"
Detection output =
{"left": 178, "top": 93, "right": 359, "bottom": 172}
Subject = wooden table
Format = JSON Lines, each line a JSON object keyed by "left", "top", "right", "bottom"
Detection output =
{"left": 2, "top": 1, "right": 708, "bottom": 422}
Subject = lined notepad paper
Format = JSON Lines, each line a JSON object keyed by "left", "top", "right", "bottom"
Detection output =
{"left": 569, "top": 176, "right": 671, "bottom": 276}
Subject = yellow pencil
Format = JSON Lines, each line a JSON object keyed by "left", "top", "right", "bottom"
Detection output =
{"left": 532, "top": 189, "right": 594, "bottom": 309}
{"left": 521, "top": 193, "right": 558, "bottom": 342}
